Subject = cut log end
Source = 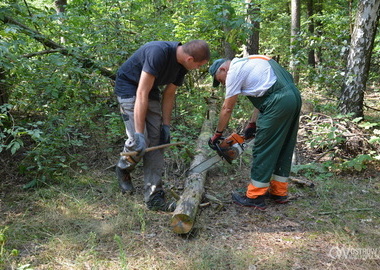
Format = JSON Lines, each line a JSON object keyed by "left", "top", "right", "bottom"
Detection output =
{"left": 170, "top": 213, "right": 194, "bottom": 234}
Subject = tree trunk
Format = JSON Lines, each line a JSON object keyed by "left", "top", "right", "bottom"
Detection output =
{"left": 244, "top": 0, "right": 260, "bottom": 56}
{"left": 290, "top": 0, "right": 300, "bottom": 84}
{"left": 54, "top": 0, "right": 67, "bottom": 44}
{"left": 0, "top": 67, "right": 10, "bottom": 105}
{"left": 222, "top": 1, "right": 236, "bottom": 59}
{"left": 314, "top": 0, "right": 323, "bottom": 64}
{"left": 339, "top": 0, "right": 380, "bottom": 118}
{"left": 307, "top": 0, "right": 316, "bottom": 67}
{"left": 223, "top": 40, "right": 236, "bottom": 59}
{"left": 170, "top": 100, "right": 217, "bottom": 234}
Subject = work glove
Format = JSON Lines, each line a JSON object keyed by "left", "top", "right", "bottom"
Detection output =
{"left": 244, "top": 122, "right": 257, "bottom": 139}
{"left": 159, "top": 124, "right": 171, "bottom": 145}
{"left": 133, "top": 132, "right": 146, "bottom": 157}
{"left": 208, "top": 131, "right": 223, "bottom": 150}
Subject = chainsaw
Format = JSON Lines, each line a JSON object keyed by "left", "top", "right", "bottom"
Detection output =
{"left": 188, "top": 133, "right": 248, "bottom": 174}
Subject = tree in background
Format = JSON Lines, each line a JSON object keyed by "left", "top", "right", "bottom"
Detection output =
{"left": 290, "top": 0, "right": 300, "bottom": 84}
{"left": 244, "top": 0, "right": 260, "bottom": 56}
{"left": 54, "top": 0, "right": 67, "bottom": 44}
{"left": 0, "top": 0, "right": 379, "bottom": 184}
{"left": 339, "top": 0, "right": 380, "bottom": 118}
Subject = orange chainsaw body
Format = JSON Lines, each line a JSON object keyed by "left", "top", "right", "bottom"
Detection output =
{"left": 217, "top": 133, "right": 246, "bottom": 163}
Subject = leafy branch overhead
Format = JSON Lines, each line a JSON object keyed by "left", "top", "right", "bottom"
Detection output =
{"left": 1, "top": 15, "right": 116, "bottom": 80}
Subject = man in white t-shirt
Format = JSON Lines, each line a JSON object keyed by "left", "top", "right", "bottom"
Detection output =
{"left": 209, "top": 56, "right": 302, "bottom": 210}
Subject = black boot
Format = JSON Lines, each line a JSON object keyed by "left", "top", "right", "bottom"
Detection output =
{"left": 232, "top": 192, "right": 267, "bottom": 210}
{"left": 268, "top": 193, "right": 289, "bottom": 204}
{"left": 146, "top": 191, "right": 176, "bottom": 212}
{"left": 115, "top": 166, "right": 135, "bottom": 194}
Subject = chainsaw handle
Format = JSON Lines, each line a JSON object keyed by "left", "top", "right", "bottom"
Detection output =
{"left": 215, "top": 143, "right": 233, "bottom": 164}
{"left": 208, "top": 137, "right": 224, "bottom": 150}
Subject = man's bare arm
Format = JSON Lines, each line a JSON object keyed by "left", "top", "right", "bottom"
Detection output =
{"left": 161, "top": 83, "right": 178, "bottom": 126}
{"left": 215, "top": 94, "right": 239, "bottom": 132}
{"left": 134, "top": 71, "right": 155, "bottom": 133}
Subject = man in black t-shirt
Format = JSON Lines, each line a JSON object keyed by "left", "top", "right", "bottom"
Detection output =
{"left": 115, "top": 40, "right": 210, "bottom": 211}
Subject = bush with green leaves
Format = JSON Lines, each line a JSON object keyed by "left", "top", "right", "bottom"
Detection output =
{"left": 297, "top": 113, "right": 379, "bottom": 175}
{"left": 0, "top": 227, "right": 21, "bottom": 268}
{"left": 0, "top": 104, "right": 43, "bottom": 154}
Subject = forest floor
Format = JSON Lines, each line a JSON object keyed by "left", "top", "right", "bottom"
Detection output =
{"left": 1, "top": 156, "right": 379, "bottom": 270}
{"left": 1, "top": 91, "right": 380, "bottom": 269}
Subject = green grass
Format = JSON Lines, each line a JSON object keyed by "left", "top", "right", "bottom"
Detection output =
{"left": 1, "top": 165, "right": 380, "bottom": 269}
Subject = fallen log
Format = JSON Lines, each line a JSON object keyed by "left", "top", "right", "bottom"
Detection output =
{"left": 170, "top": 100, "right": 216, "bottom": 234}
{"left": 289, "top": 177, "right": 315, "bottom": 188}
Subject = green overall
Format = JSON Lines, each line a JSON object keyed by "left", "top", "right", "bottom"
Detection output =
{"left": 247, "top": 59, "right": 302, "bottom": 187}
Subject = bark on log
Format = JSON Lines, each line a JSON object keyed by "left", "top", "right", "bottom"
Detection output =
{"left": 170, "top": 99, "right": 217, "bottom": 234}
{"left": 289, "top": 177, "right": 315, "bottom": 188}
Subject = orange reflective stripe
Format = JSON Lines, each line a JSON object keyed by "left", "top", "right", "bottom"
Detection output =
{"left": 247, "top": 55, "right": 271, "bottom": 61}
{"left": 246, "top": 183, "right": 268, "bottom": 199}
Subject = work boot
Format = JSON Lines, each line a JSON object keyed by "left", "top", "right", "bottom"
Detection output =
{"left": 146, "top": 191, "right": 176, "bottom": 212}
{"left": 267, "top": 193, "right": 289, "bottom": 204}
{"left": 115, "top": 166, "right": 135, "bottom": 194}
{"left": 232, "top": 192, "right": 267, "bottom": 210}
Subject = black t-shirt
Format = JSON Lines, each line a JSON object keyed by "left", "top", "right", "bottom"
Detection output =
{"left": 114, "top": 41, "right": 188, "bottom": 100}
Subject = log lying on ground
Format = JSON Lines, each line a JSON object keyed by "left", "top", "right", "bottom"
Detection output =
{"left": 170, "top": 100, "right": 217, "bottom": 234}
{"left": 289, "top": 177, "right": 315, "bottom": 188}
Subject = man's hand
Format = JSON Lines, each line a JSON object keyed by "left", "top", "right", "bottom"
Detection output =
{"left": 159, "top": 124, "right": 171, "bottom": 145}
{"left": 208, "top": 131, "right": 223, "bottom": 150}
{"left": 244, "top": 122, "right": 256, "bottom": 139}
{"left": 134, "top": 133, "right": 146, "bottom": 157}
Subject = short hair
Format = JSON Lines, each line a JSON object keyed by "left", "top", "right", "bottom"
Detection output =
{"left": 182, "top": 40, "right": 210, "bottom": 62}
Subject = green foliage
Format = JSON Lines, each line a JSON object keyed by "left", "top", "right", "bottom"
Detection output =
{"left": 0, "top": 226, "right": 23, "bottom": 269}
{"left": 303, "top": 115, "right": 346, "bottom": 152}
{"left": 0, "top": 104, "right": 43, "bottom": 154}
{"left": 0, "top": 0, "right": 379, "bottom": 187}
{"left": 341, "top": 154, "right": 373, "bottom": 172}
{"left": 298, "top": 114, "right": 379, "bottom": 174}
{"left": 292, "top": 163, "right": 334, "bottom": 180}
{"left": 369, "top": 129, "right": 380, "bottom": 151}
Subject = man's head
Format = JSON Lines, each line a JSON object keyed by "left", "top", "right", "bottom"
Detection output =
{"left": 209, "top": 59, "right": 231, "bottom": 87}
{"left": 178, "top": 40, "right": 210, "bottom": 70}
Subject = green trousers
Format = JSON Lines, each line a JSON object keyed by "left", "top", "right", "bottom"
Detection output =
{"left": 247, "top": 59, "right": 302, "bottom": 187}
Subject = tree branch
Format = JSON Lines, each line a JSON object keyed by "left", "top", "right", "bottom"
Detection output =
{"left": 1, "top": 15, "right": 116, "bottom": 80}
{"left": 22, "top": 49, "right": 64, "bottom": 58}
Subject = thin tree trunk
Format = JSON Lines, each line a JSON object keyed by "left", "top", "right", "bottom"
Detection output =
{"left": 222, "top": 1, "right": 236, "bottom": 59}
{"left": 339, "top": 0, "right": 380, "bottom": 118}
{"left": 0, "top": 67, "right": 10, "bottom": 105}
{"left": 54, "top": 0, "right": 67, "bottom": 44}
{"left": 307, "top": 0, "right": 316, "bottom": 67}
{"left": 314, "top": 0, "right": 323, "bottom": 64}
{"left": 290, "top": 0, "right": 300, "bottom": 84}
{"left": 244, "top": 0, "right": 260, "bottom": 56}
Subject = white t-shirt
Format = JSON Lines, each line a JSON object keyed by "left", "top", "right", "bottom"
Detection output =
{"left": 225, "top": 56, "right": 277, "bottom": 99}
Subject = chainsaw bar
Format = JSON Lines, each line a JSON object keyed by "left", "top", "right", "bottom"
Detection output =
{"left": 188, "top": 155, "right": 222, "bottom": 174}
